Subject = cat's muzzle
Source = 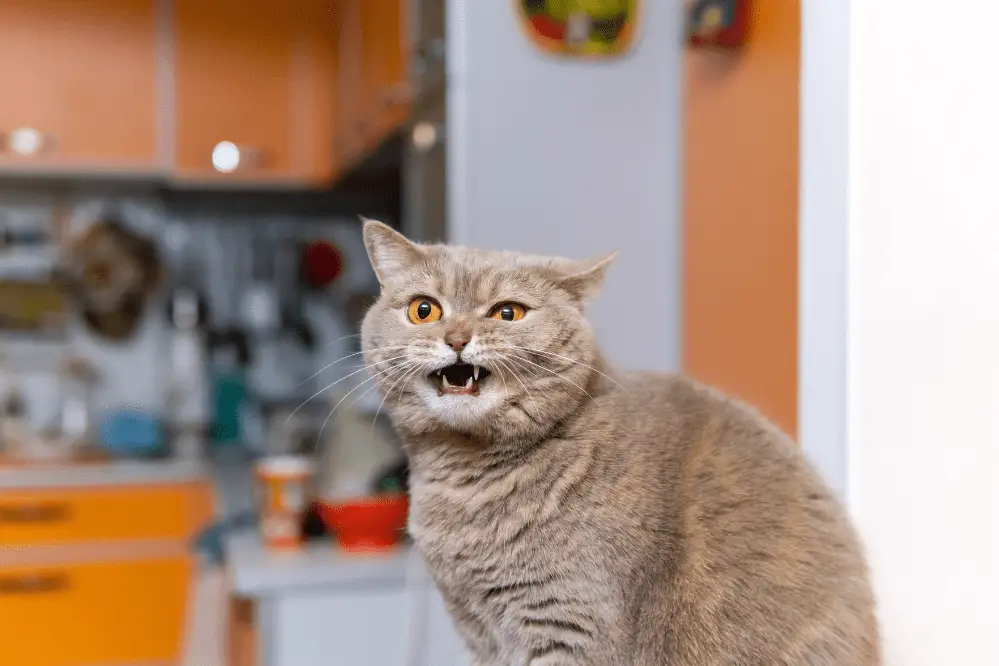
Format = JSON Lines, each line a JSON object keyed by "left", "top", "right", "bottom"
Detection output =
{"left": 430, "top": 363, "right": 491, "bottom": 396}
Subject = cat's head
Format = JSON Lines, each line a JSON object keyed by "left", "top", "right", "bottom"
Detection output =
{"left": 359, "top": 219, "right": 615, "bottom": 443}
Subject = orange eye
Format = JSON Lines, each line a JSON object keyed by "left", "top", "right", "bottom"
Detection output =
{"left": 407, "top": 298, "right": 442, "bottom": 324}
{"left": 489, "top": 302, "right": 527, "bottom": 322}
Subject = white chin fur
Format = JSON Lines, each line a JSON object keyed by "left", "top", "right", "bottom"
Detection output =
{"left": 414, "top": 383, "right": 503, "bottom": 430}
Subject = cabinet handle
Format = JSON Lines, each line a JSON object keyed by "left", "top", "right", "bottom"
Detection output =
{"left": 1, "top": 127, "right": 54, "bottom": 157}
{"left": 212, "top": 141, "right": 264, "bottom": 174}
{"left": 0, "top": 572, "right": 70, "bottom": 595}
{"left": 0, "top": 502, "right": 71, "bottom": 524}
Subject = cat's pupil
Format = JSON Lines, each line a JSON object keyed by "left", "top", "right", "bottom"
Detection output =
{"left": 417, "top": 301, "right": 432, "bottom": 319}
{"left": 500, "top": 306, "right": 514, "bottom": 321}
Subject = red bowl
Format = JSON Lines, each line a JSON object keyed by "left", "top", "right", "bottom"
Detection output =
{"left": 317, "top": 494, "right": 409, "bottom": 553}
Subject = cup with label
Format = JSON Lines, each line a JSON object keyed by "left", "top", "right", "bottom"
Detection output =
{"left": 254, "top": 455, "right": 314, "bottom": 550}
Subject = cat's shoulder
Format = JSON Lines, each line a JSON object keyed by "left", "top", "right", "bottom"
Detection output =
{"left": 605, "top": 371, "right": 789, "bottom": 438}
{"left": 607, "top": 370, "right": 718, "bottom": 407}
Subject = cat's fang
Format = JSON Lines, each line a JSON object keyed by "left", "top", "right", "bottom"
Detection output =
{"left": 473, "top": 365, "right": 480, "bottom": 381}
{"left": 463, "top": 375, "right": 474, "bottom": 389}
{"left": 441, "top": 373, "right": 452, "bottom": 388}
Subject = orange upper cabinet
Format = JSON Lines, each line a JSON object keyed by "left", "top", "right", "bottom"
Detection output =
{"left": 331, "top": 0, "right": 365, "bottom": 168}
{"left": 172, "top": 0, "right": 335, "bottom": 185}
{"left": 0, "top": 0, "right": 162, "bottom": 172}
{"left": 360, "top": 0, "right": 411, "bottom": 146}
{"left": 333, "top": 0, "right": 410, "bottom": 174}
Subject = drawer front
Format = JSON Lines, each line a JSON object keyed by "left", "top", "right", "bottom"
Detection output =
{"left": 0, "top": 556, "right": 191, "bottom": 666}
{"left": 0, "top": 483, "right": 203, "bottom": 546}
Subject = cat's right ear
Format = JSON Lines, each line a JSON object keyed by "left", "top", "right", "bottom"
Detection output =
{"left": 361, "top": 217, "right": 423, "bottom": 289}
{"left": 555, "top": 251, "right": 618, "bottom": 303}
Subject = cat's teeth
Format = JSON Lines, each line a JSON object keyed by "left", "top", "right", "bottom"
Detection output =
{"left": 436, "top": 369, "right": 442, "bottom": 376}
{"left": 441, "top": 373, "right": 452, "bottom": 388}
{"left": 463, "top": 375, "right": 474, "bottom": 389}
{"left": 473, "top": 365, "right": 480, "bottom": 381}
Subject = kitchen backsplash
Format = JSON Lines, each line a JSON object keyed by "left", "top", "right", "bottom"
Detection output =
{"left": 0, "top": 181, "right": 386, "bottom": 432}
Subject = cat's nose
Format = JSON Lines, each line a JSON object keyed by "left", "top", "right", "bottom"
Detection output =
{"left": 444, "top": 330, "right": 471, "bottom": 352}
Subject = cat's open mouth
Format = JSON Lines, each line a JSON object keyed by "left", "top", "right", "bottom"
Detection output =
{"left": 429, "top": 363, "right": 492, "bottom": 396}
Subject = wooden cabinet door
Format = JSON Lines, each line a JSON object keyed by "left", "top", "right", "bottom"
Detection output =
{"left": 0, "top": 483, "right": 204, "bottom": 547}
{"left": 173, "top": 0, "right": 334, "bottom": 184}
{"left": 333, "top": 0, "right": 410, "bottom": 176}
{"left": 0, "top": 0, "right": 161, "bottom": 172}
{"left": 360, "top": 0, "right": 411, "bottom": 147}
{"left": 332, "top": 0, "right": 366, "bottom": 170}
{"left": 300, "top": 1, "right": 338, "bottom": 183}
{"left": 0, "top": 555, "right": 192, "bottom": 666}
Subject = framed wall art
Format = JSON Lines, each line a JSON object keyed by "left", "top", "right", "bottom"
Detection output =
{"left": 516, "top": 0, "right": 641, "bottom": 59}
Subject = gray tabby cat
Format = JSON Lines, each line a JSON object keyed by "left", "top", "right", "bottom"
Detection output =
{"left": 360, "top": 220, "right": 880, "bottom": 665}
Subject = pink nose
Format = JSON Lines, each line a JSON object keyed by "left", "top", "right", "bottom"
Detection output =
{"left": 444, "top": 331, "right": 470, "bottom": 352}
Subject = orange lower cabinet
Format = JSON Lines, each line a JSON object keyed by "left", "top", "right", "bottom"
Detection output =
{"left": 0, "top": 482, "right": 207, "bottom": 547}
{"left": 0, "top": 555, "right": 192, "bottom": 666}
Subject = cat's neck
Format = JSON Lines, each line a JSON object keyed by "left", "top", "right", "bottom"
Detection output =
{"left": 400, "top": 362, "right": 618, "bottom": 483}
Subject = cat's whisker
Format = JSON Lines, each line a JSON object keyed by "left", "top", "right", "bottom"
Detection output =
{"left": 491, "top": 359, "right": 511, "bottom": 395}
{"left": 494, "top": 355, "right": 541, "bottom": 415}
{"left": 507, "top": 353, "right": 595, "bottom": 402}
{"left": 314, "top": 359, "right": 413, "bottom": 450}
{"left": 370, "top": 362, "right": 424, "bottom": 434}
{"left": 321, "top": 332, "right": 363, "bottom": 349}
{"left": 335, "top": 362, "right": 421, "bottom": 441}
{"left": 498, "top": 344, "right": 630, "bottom": 393}
{"left": 286, "top": 354, "right": 410, "bottom": 425}
{"left": 299, "top": 345, "right": 410, "bottom": 386}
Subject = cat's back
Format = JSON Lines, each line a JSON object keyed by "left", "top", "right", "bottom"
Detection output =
{"left": 590, "top": 370, "right": 811, "bottom": 483}
{"left": 587, "top": 371, "right": 879, "bottom": 663}
{"left": 590, "top": 370, "right": 859, "bottom": 560}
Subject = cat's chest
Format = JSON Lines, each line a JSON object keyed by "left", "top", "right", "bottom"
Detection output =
{"left": 409, "top": 478, "right": 560, "bottom": 586}
{"left": 408, "top": 477, "right": 604, "bottom": 603}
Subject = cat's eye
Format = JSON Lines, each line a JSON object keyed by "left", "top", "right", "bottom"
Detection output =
{"left": 407, "top": 297, "right": 442, "bottom": 324}
{"left": 489, "top": 302, "right": 527, "bottom": 322}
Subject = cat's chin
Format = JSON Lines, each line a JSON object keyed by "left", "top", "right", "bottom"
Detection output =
{"left": 413, "top": 380, "right": 506, "bottom": 433}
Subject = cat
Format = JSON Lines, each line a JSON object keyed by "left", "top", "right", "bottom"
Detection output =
{"left": 359, "top": 219, "right": 880, "bottom": 665}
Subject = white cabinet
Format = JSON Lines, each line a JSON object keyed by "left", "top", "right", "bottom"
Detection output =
{"left": 228, "top": 533, "right": 477, "bottom": 666}
{"left": 418, "top": 585, "right": 473, "bottom": 666}
{"left": 271, "top": 588, "right": 412, "bottom": 666}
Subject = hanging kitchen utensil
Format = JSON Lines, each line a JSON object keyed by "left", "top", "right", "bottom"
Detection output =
{"left": 301, "top": 239, "right": 344, "bottom": 290}
{"left": 516, "top": 0, "right": 641, "bottom": 58}
{"left": 63, "top": 211, "right": 162, "bottom": 342}
{"left": 241, "top": 231, "right": 282, "bottom": 337}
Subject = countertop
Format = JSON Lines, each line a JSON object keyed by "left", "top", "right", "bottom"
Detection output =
{"left": 0, "top": 458, "right": 208, "bottom": 489}
{"left": 227, "top": 530, "right": 427, "bottom": 598}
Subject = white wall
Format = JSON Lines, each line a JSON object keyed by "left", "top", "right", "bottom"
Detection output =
{"left": 447, "top": 1, "right": 683, "bottom": 372}
{"left": 802, "top": 2, "right": 999, "bottom": 663}
{"left": 798, "top": 0, "right": 849, "bottom": 493}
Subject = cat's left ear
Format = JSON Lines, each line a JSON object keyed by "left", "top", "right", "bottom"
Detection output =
{"left": 361, "top": 217, "right": 424, "bottom": 289}
{"left": 556, "top": 251, "right": 618, "bottom": 302}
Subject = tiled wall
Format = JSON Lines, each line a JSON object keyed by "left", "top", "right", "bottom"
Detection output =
{"left": 0, "top": 181, "right": 389, "bottom": 427}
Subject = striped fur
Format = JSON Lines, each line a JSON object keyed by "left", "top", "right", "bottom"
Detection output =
{"left": 360, "top": 221, "right": 880, "bottom": 665}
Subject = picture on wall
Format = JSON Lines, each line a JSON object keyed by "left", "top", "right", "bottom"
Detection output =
{"left": 516, "top": 0, "right": 641, "bottom": 58}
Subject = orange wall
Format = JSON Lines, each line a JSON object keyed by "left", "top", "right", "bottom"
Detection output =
{"left": 683, "top": 0, "right": 800, "bottom": 435}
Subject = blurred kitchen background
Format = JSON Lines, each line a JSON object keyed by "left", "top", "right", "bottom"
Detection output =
{"left": 3, "top": 0, "right": 992, "bottom": 665}
{"left": 0, "top": 0, "right": 787, "bottom": 664}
